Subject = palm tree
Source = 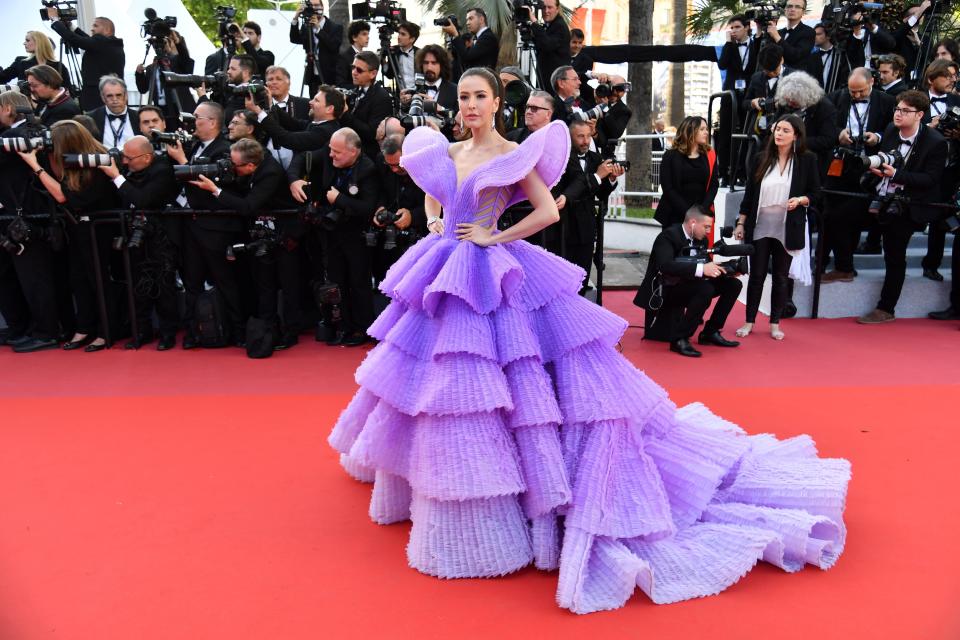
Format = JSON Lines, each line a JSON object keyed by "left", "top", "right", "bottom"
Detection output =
{"left": 686, "top": 0, "right": 743, "bottom": 40}
{"left": 328, "top": 0, "right": 351, "bottom": 46}
{"left": 626, "top": 0, "right": 656, "bottom": 208}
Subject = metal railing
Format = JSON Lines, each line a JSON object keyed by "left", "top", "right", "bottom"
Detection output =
{"left": 604, "top": 133, "right": 672, "bottom": 219}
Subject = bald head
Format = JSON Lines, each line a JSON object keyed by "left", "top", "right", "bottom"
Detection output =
{"left": 329, "top": 127, "right": 362, "bottom": 169}
{"left": 848, "top": 67, "right": 873, "bottom": 101}
{"left": 122, "top": 135, "right": 155, "bottom": 172}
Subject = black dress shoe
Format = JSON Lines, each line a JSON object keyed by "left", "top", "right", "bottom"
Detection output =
{"left": 781, "top": 300, "right": 798, "bottom": 319}
{"left": 325, "top": 331, "right": 344, "bottom": 346}
{"left": 125, "top": 335, "right": 153, "bottom": 350}
{"left": 274, "top": 334, "right": 299, "bottom": 351}
{"left": 923, "top": 268, "right": 944, "bottom": 282}
{"left": 342, "top": 332, "right": 369, "bottom": 347}
{"left": 6, "top": 334, "right": 31, "bottom": 348}
{"left": 698, "top": 331, "right": 740, "bottom": 347}
{"left": 182, "top": 334, "right": 199, "bottom": 350}
{"left": 855, "top": 242, "right": 882, "bottom": 255}
{"left": 13, "top": 337, "right": 59, "bottom": 353}
{"left": 669, "top": 338, "right": 702, "bottom": 358}
{"left": 84, "top": 341, "right": 108, "bottom": 353}
{"left": 157, "top": 335, "right": 176, "bottom": 351}
{"left": 63, "top": 334, "right": 95, "bottom": 351}
{"left": 929, "top": 306, "right": 960, "bottom": 320}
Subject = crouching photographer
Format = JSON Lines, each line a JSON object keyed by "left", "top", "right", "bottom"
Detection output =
{"left": 98, "top": 135, "right": 180, "bottom": 350}
{"left": 369, "top": 133, "right": 425, "bottom": 284}
{"left": 0, "top": 90, "right": 61, "bottom": 353}
{"left": 289, "top": 128, "right": 378, "bottom": 346}
{"left": 735, "top": 114, "right": 820, "bottom": 341}
{"left": 634, "top": 205, "right": 743, "bottom": 358}
{"left": 856, "top": 90, "right": 947, "bottom": 324}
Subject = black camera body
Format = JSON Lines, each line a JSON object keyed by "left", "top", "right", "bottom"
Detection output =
{"left": 0, "top": 216, "right": 63, "bottom": 255}
{"left": 937, "top": 106, "right": 960, "bottom": 135}
{"left": 743, "top": 0, "right": 785, "bottom": 28}
{"left": 227, "top": 224, "right": 280, "bottom": 260}
{"left": 142, "top": 8, "right": 177, "bottom": 53}
{"left": 173, "top": 157, "right": 236, "bottom": 185}
{"left": 601, "top": 142, "right": 631, "bottom": 172}
{"left": 112, "top": 213, "right": 155, "bottom": 252}
{"left": 352, "top": 1, "right": 406, "bottom": 27}
{"left": 365, "top": 210, "right": 421, "bottom": 251}
{"left": 149, "top": 129, "right": 194, "bottom": 146}
{"left": 40, "top": 0, "right": 78, "bottom": 22}
{"left": 673, "top": 226, "right": 755, "bottom": 279}
{"left": 868, "top": 193, "right": 908, "bottom": 225}
{"left": 433, "top": 14, "right": 459, "bottom": 28}
{"left": 401, "top": 94, "right": 452, "bottom": 130}
{"left": 514, "top": 0, "right": 545, "bottom": 38}
{"left": 304, "top": 202, "right": 344, "bottom": 231}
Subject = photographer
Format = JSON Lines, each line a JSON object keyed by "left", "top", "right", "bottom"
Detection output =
{"left": 551, "top": 65, "right": 592, "bottom": 122}
{"left": 252, "top": 83, "right": 343, "bottom": 155}
{"left": 524, "top": 0, "right": 569, "bottom": 90}
{"left": 138, "top": 106, "right": 168, "bottom": 148}
{"left": 920, "top": 58, "right": 960, "bottom": 282}
{"left": 240, "top": 22, "right": 275, "bottom": 76}
{"left": 0, "top": 30, "right": 69, "bottom": 85}
{"left": 382, "top": 21, "right": 420, "bottom": 91}
{"left": 47, "top": 11, "right": 124, "bottom": 111}
{"left": 806, "top": 23, "right": 852, "bottom": 91}
{"left": 0, "top": 90, "right": 61, "bottom": 353}
{"left": 291, "top": 128, "right": 378, "bottom": 346}
{"left": 734, "top": 114, "right": 820, "bottom": 341}
{"left": 507, "top": 90, "right": 554, "bottom": 143}
{"left": 634, "top": 205, "right": 742, "bottom": 358}
{"left": 87, "top": 76, "right": 140, "bottom": 150}
{"left": 744, "top": 44, "right": 786, "bottom": 117}
{"left": 598, "top": 78, "right": 632, "bottom": 144}
{"left": 413, "top": 44, "right": 458, "bottom": 114}
{"left": 717, "top": 15, "right": 759, "bottom": 182}
{"left": 25, "top": 65, "right": 80, "bottom": 126}
{"left": 821, "top": 68, "right": 895, "bottom": 284}
{"left": 135, "top": 29, "right": 196, "bottom": 130}
{"left": 848, "top": 7, "right": 896, "bottom": 65}
{"left": 335, "top": 21, "right": 371, "bottom": 88}
{"left": 290, "top": 0, "right": 344, "bottom": 95}
{"left": 878, "top": 54, "right": 908, "bottom": 96}
{"left": 339, "top": 51, "right": 393, "bottom": 160}
{"left": 766, "top": 0, "right": 815, "bottom": 68}
{"left": 18, "top": 119, "right": 121, "bottom": 352}
{"left": 227, "top": 109, "right": 260, "bottom": 142}
{"left": 98, "top": 135, "right": 180, "bottom": 350}
{"left": 443, "top": 8, "right": 499, "bottom": 74}
{"left": 370, "top": 134, "right": 426, "bottom": 282}
{"left": 198, "top": 54, "right": 259, "bottom": 124}
{"left": 265, "top": 66, "right": 311, "bottom": 121}
{"left": 557, "top": 120, "right": 621, "bottom": 290}
{"left": 570, "top": 29, "right": 595, "bottom": 105}
{"left": 773, "top": 71, "right": 839, "bottom": 171}
{"left": 165, "top": 101, "right": 243, "bottom": 348}
{"left": 857, "top": 90, "right": 947, "bottom": 324}
{"left": 655, "top": 116, "right": 719, "bottom": 227}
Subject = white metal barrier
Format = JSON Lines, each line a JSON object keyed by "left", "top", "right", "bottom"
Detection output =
{"left": 604, "top": 133, "right": 673, "bottom": 219}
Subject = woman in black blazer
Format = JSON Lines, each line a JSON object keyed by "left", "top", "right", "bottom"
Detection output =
{"left": 0, "top": 31, "right": 69, "bottom": 85}
{"left": 734, "top": 113, "right": 820, "bottom": 340}
{"left": 654, "top": 116, "right": 719, "bottom": 226}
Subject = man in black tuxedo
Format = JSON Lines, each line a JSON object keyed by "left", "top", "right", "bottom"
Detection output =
{"left": 599, "top": 80, "right": 632, "bottom": 142}
{"left": 290, "top": 0, "right": 344, "bottom": 94}
{"left": 0, "top": 90, "right": 60, "bottom": 353}
{"left": 25, "top": 65, "right": 80, "bottom": 126}
{"left": 525, "top": 0, "right": 569, "bottom": 90}
{"left": 634, "top": 206, "right": 742, "bottom": 357}
{"left": 414, "top": 45, "right": 458, "bottom": 115}
{"left": 240, "top": 22, "right": 275, "bottom": 75}
{"left": 763, "top": 0, "right": 815, "bottom": 68}
{"left": 290, "top": 128, "right": 379, "bottom": 346}
{"left": 891, "top": 2, "right": 930, "bottom": 78}
{"left": 877, "top": 54, "right": 909, "bottom": 97}
{"left": 250, "top": 83, "right": 342, "bottom": 156}
{"left": 717, "top": 15, "right": 760, "bottom": 184}
{"left": 382, "top": 22, "right": 420, "bottom": 91}
{"left": 821, "top": 68, "right": 896, "bottom": 283}
{"left": 164, "top": 101, "right": 242, "bottom": 348}
{"left": 919, "top": 59, "right": 960, "bottom": 281}
{"left": 98, "top": 135, "right": 181, "bottom": 350}
{"left": 135, "top": 31, "right": 196, "bottom": 130}
{"left": 371, "top": 134, "right": 427, "bottom": 283}
{"left": 507, "top": 90, "right": 554, "bottom": 145}
{"left": 743, "top": 44, "right": 787, "bottom": 118}
{"left": 570, "top": 29, "right": 595, "bottom": 105}
{"left": 556, "top": 121, "right": 621, "bottom": 290}
{"left": 86, "top": 77, "right": 140, "bottom": 150}
{"left": 551, "top": 65, "right": 594, "bottom": 123}
{"left": 443, "top": 8, "right": 500, "bottom": 74}
{"left": 335, "top": 21, "right": 370, "bottom": 87}
{"left": 47, "top": 10, "right": 124, "bottom": 111}
{"left": 264, "top": 66, "right": 312, "bottom": 122}
{"left": 806, "top": 23, "right": 862, "bottom": 93}
{"left": 339, "top": 51, "right": 394, "bottom": 160}
{"left": 847, "top": 9, "right": 897, "bottom": 65}
{"left": 199, "top": 54, "right": 258, "bottom": 124}
{"left": 651, "top": 118, "right": 667, "bottom": 152}
{"left": 857, "top": 90, "right": 948, "bottom": 323}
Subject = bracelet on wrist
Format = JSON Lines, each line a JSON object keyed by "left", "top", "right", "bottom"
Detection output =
{"left": 33, "top": 167, "right": 44, "bottom": 176}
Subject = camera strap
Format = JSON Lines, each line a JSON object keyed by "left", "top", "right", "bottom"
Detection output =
{"left": 848, "top": 101, "right": 869, "bottom": 139}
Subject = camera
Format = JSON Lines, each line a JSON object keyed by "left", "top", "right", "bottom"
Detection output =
{"left": 600, "top": 141, "right": 631, "bottom": 172}
{"left": 1, "top": 134, "right": 51, "bottom": 153}
{"left": 173, "top": 158, "right": 236, "bottom": 184}
{"left": 226, "top": 224, "right": 280, "bottom": 260}
{"left": 937, "top": 106, "right": 960, "bottom": 135}
{"left": 365, "top": 210, "right": 420, "bottom": 251}
{"left": 301, "top": 2, "right": 322, "bottom": 20}
{"left": 0, "top": 216, "right": 62, "bottom": 255}
{"left": 162, "top": 71, "right": 228, "bottom": 92}
{"left": 113, "top": 213, "right": 154, "bottom": 251}
{"left": 504, "top": 79, "right": 531, "bottom": 108}
{"left": 39, "top": 0, "right": 77, "bottom": 22}
{"left": 62, "top": 148, "right": 122, "bottom": 169}
{"left": 743, "top": 0, "right": 785, "bottom": 27}
{"left": 149, "top": 129, "right": 193, "bottom": 146}
{"left": 142, "top": 8, "right": 177, "bottom": 53}
{"left": 401, "top": 94, "right": 452, "bottom": 130}
{"left": 214, "top": 5, "right": 239, "bottom": 53}
{"left": 352, "top": 1, "right": 406, "bottom": 26}
{"left": 675, "top": 226, "right": 754, "bottom": 277}
{"left": 572, "top": 103, "right": 608, "bottom": 122}
{"left": 304, "top": 201, "right": 344, "bottom": 231}
{"left": 338, "top": 87, "right": 359, "bottom": 111}
{"left": 868, "top": 193, "right": 907, "bottom": 224}
{"left": 434, "top": 14, "right": 459, "bottom": 28}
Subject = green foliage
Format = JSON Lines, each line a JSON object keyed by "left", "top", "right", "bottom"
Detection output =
{"left": 180, "top": 0, "right": 280, "bottom": 45}
{"left": 686, "top": 0, "right": 744, "bottom": 40}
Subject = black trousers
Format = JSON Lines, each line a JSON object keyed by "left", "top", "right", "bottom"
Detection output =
{"left": 251, "top": 246, "right": 304, "bottom": 336}
{"left": 662, "top": 276, "right": 742, "bottom": 341}
{"left": 323, "top": 230, "right": 373, "bottom": 335}
{"left": 745, "top": 237, "right": 793, "bottom": 323}
{"left": 130, "top": 229, "right": 180, "bottom": 338}
{"left": 877, "top": 216, "right": 922, "bottom": 314}
{"left": 0, "top": 240, "right": 59, "bottom": 340}
{"left": 67, "top": 222, "right": 118, "bottom": 338}
{"left": 182, "top": 224, "right": 245, "bottom": 338}
{"left": 922, "top": 167, "right": 959, "bottom": 271}
{"left": 950, "top": 231, "right": 960, "bottom": 309}
{"left": 823, "top": 195, "right": 871, "bottom": 273}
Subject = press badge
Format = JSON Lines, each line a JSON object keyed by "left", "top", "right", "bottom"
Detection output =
{"left": 735, "top": 79, "right": 746, "bottom": 90}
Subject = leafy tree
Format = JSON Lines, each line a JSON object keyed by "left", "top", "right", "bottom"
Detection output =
{"left": 180, "top": 0, "right": 279, "bottom": 45}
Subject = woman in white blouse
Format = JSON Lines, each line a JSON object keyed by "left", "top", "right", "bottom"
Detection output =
{"left": 734, "top": 114, "right": 821, "bottom": 340}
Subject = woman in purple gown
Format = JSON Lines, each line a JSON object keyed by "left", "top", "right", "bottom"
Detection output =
{"left": 329, "top": 67, "right": 851, "bottom": 614}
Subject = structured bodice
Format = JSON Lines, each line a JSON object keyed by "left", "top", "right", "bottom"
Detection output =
{"left": 399, "top": 121, "right": 571, "bottom": 236}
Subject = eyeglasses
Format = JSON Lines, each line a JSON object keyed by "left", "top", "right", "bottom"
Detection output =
{"left": 893, "top": 108, "right": 921, "bottom": 114}
{"left": 122, "top": 152, "right": 150, "bottom": 162}
{"left": 351, "top": 65, "right": 371, "bottom": 73}
{"left": 525, "top": 104, "right": 550, "bottom": 113}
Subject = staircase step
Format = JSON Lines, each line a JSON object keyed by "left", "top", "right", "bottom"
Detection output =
{"left": 792, "top": 268, "right": 952, "bottom": 318}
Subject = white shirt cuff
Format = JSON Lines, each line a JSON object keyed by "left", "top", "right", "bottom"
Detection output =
{"left": 213, "top": 187, "right": 222, "bottom": 198}
{"left": 695, "top": 263, "right": 704, "bottom": 278}
{"left": 112, "top": 175, "right": 126, "bottom": 188}
{"left": 257, "top": 110, "right": 268, "bottom": 123}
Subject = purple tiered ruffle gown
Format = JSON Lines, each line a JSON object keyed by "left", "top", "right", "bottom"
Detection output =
{"left": 329, "top": 121, "right": 851, "bottom": 614}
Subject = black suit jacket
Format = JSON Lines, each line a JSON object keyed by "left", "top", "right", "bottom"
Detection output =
{"left": 554, "top": 149, "right": 615, "bottom": 242}
{"left": 805, "top": 47, "right": 861, "bottom": 91}
{"left": 0, "top": 57, "right": 70, "bottom": 85}
{"left": 85, "top": 106, "right": 141, "bottom": 147}
{"left": 183, "top": 136, "right": 234, "bottom": 233}
{"left": 655, "top": 149, "right": 719, "bottom": 226}
{"left": 204, "top": 48, "right": 230, "bottom": 75}
{"left": 242, "top": 41, "right": 274, "bottom": 76}
{"left": 335, "top": 46, "right": 361, "bottom": 87}
{"left": 531, "top": 18, "right": 570, "bottom": 90}
{"left": 429, "top": 80, "right": 459, "bottom": 114}
{"left": 717, "top": 38, "right": 760, "bottom": 93}
{"left": 922, "top": 92, "right": 960, "bottom": 125}
{"left": 50, "top": 21, "right": 124, "bottom": 106}
{"left": 272, "top": 96, "right": 312, "bottom": 123}
{"left": 892, "top": 23, "right": 920, "bottom": 76}
{"left": 290, "top": 18, "right": 344, "bottom": 87}
{"left": 135, "top": 53, "right": 197, "bottom": 114}
{"left": 262, "top": 114, "right": 338, "bottom": 153}
{"left": 634, "top": 224, "right": 708, "bottom": 309}
{"left": 0, "top": 123, "right": 49, "bottom": 213}
{"left": 340, "top": 83, "right": 394, "bottom": 159}
{"left": 739, "top": 150, "right": 821, "bottom": 250}
{"left": 873, "top": 123, "right": 947, "bottom": 224}
{"left": 571, "top": 51, "right": 595, "bottom": 104}
{"left": 36, "top": 92, "right": 81, "bottom": 126}
{"left": 451, "top": 29, "right": 500, "bottom": 72}
{"left": 828, "top": 89, "right": 895, "bottom": 149}
{"left": 294, "top": 151, "right": 379, "bottom": 233}
{"left": 115, "top": 156, "right": 181, "bottom": 243}
{"left": 849, "top": 26, "right": 896, "bottom": 59}
{"left": 214, "top": 154, "right": 285, "bottom": 222}
{"left": 743, "top": 68, "right": 794, "bottom": 114}
{"left": 882, "top": 79, "right": 908, "bottom": 97}
{"left": 600, "top": 99, "right": 632, "bottom": 142}
{"left": 777, "top": 23, "right": 816, "bottom": 68}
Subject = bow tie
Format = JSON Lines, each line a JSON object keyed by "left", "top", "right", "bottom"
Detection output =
{"left": 108, "top": 112, "right": 126, "bottom": 121}
{"left": 820, "top": 48, "right": 833, "bottom": 56}
{"left": 931, "top": 96, "right": 948, "bottom": 103}
{"left": 852, "top": 99, "right": 868, "bottom": 104}
{"left": 577, "top": 154, "right": 587, "bottom": 160}
{"left": 737, "top": 42, "right": 748, "bottom": 48}
{"left": 899, "top": 138, "right": 913, "bottom": 146}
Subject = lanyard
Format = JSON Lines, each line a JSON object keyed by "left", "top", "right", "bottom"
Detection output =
{"left": 848, "top": 101, "right": 869, "bottom": 137}
{"left": 108, "top": 115, "right": 125, "bottom": 149}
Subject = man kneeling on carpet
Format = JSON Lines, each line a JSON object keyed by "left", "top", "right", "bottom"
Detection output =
{"left": 634, "top": 205, "right": 742, "bottom": 357}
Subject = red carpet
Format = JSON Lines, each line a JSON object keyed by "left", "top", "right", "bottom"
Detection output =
{"left": 1, "top": 291, "right": 959, "bottom": 639}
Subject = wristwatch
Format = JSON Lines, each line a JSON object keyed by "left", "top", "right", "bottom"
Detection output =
{"left": 427, "top": 216, "right": 441, "bottom": 227}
